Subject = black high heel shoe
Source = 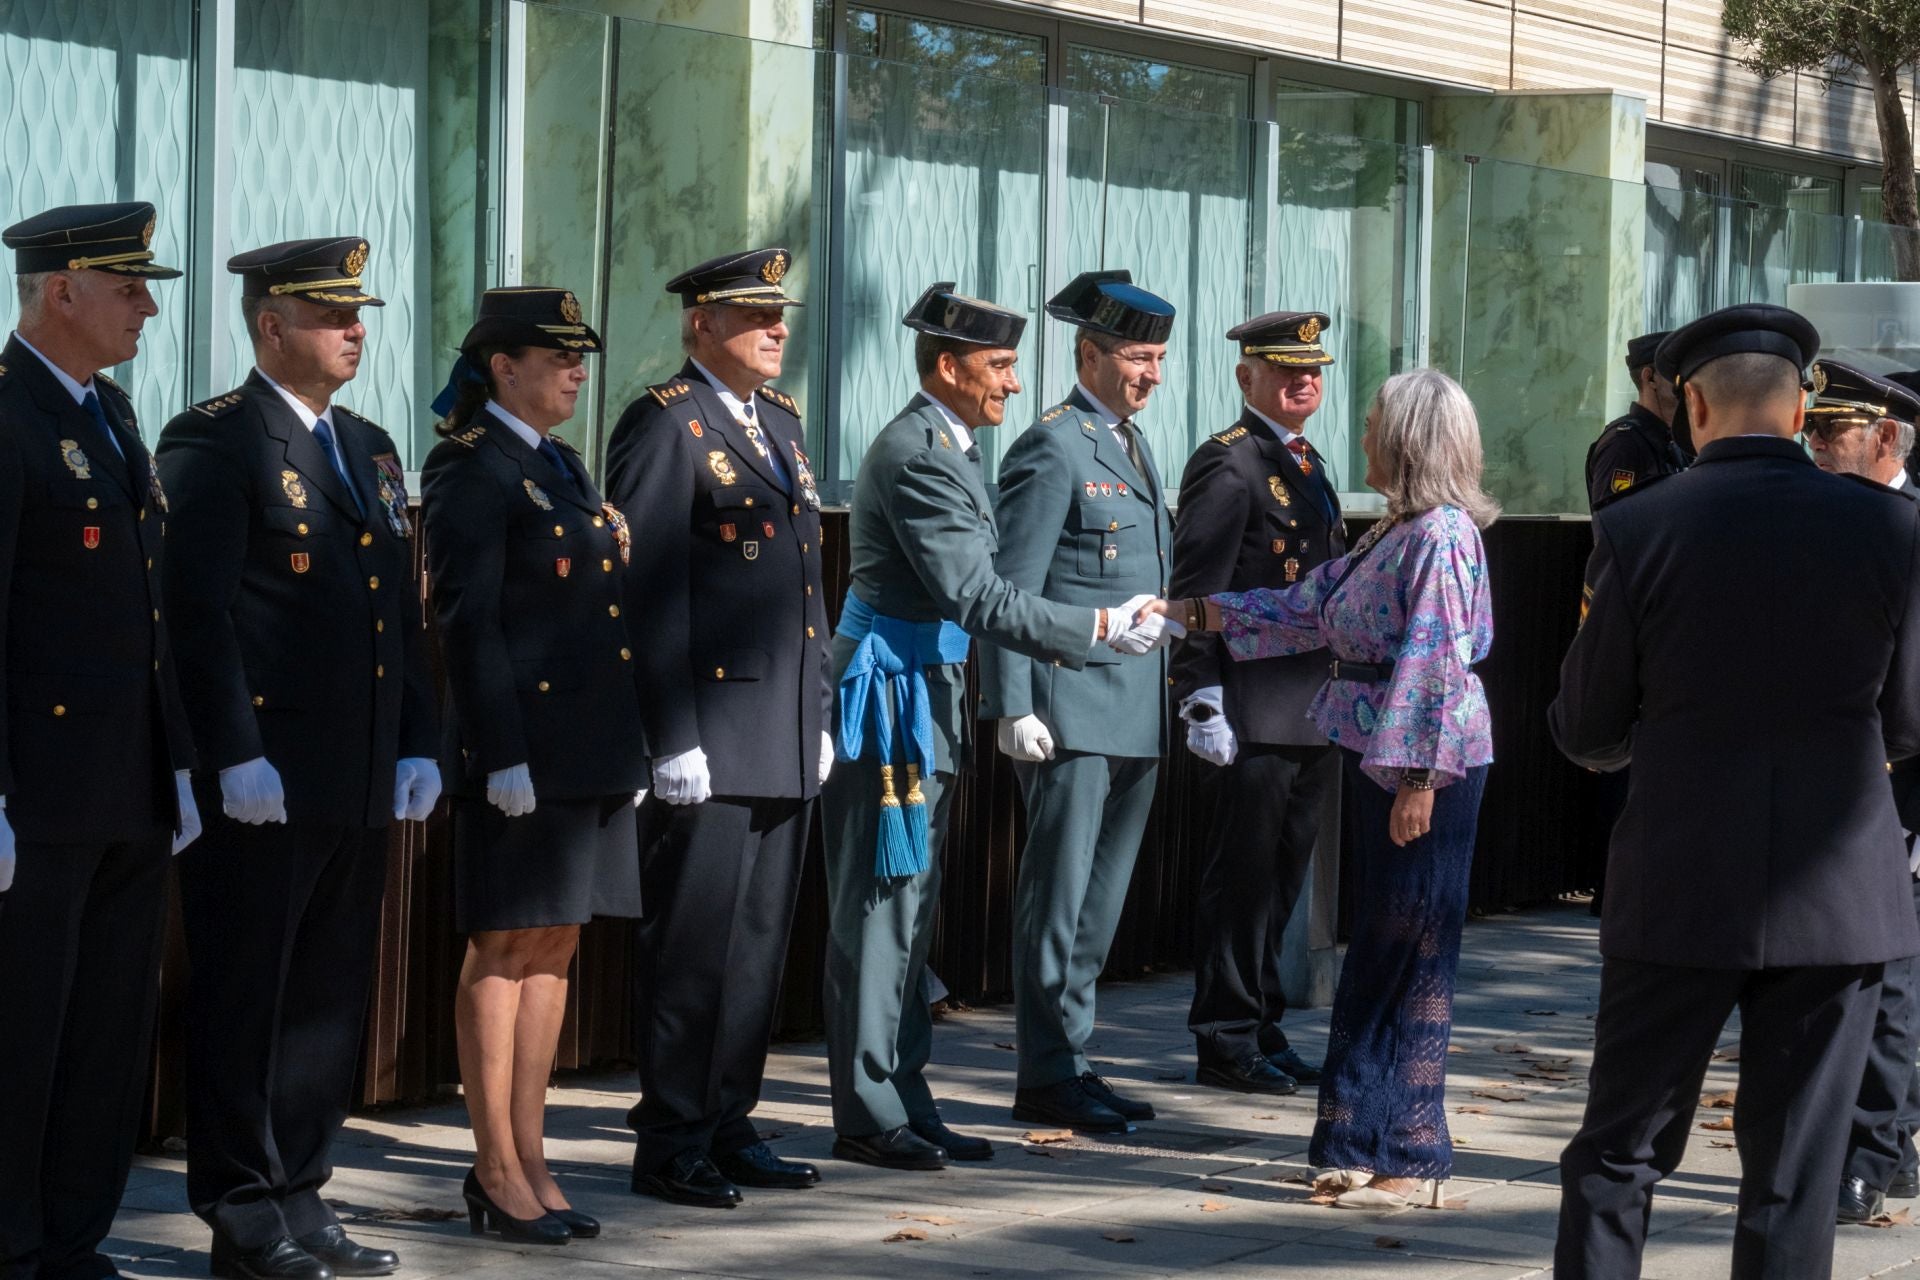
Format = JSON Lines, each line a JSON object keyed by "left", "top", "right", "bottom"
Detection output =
{"left": 462, "top": 1168, "right": 571, "bottom": 1245}
{"left": 542, "top": 1206, "right": 599, "bottom": 1239}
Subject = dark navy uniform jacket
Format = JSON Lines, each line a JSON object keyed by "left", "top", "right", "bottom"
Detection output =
{"left": 1552, "top": 435, "right": 1920, "bottom": 968}
{"left": 1169, "top": 407, "right": 1347, "bottom": 746}
{"left": 0, "top": 336, "right": 193, "bottom": 842}
{"left": 156, "top": 372, "right": 437, "bottom": 828}
{"left": 603, "top": 362, "right": 830, "bottom": 802}
{"left": 1584, "top": 403, "right": 1687, "bottom": 512}
{"left": 421, "top": 406, "right": 644, "bottom": 800}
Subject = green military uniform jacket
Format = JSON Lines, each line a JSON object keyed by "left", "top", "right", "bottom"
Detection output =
{"left": 832, "top": 393, "right": 1096, "bottom": 771}
{"left": 978, "top": 386, "right": 1171, "bottom": 757}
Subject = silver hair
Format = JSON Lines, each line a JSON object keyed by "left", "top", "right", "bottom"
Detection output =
{"left": 1889, "top": 415, "right": 1917, "bottom": 460}
{"left": 14, "top": 271, "right": 53, "bottom": 323}
{"left": 681, "top": 304, "right": 718, "bottom": 355}
{"left": 1368, "top": 368, "right": 1500, "bottom": 529}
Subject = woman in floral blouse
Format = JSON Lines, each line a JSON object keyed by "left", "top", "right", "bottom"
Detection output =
{"left": 1147, "top": 367, "right": 1497, "bottom": 1211}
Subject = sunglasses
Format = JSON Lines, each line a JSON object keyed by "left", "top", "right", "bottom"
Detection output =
{"left": 1803, "top": 416, "right": 1875, "bottom": 442}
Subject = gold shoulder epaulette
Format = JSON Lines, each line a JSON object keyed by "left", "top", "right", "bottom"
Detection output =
{"left": 335, "top": 404, "right": 373, "bottom": 426}
{"left": 449, "top": 422, "right": 487, "bottom": 447}
{"left": 96, "top": 371, "right": 124, "bottom": 393}
{"left": 1039, "top": 403, "right": 1073, "bottom": 425}
{"left": 191, "top": 391, "right": 245, "bottom": 418}
{"left": 1210, "top": 425, "right": 1250, "bottom": 446}
{"left": 648, "top": 380, "right": 692, "bottom": 407}
{"left": 549, "top": 430, "right": 578, "bottom": 453}
{"left": 758, "top": 385, "right": 800, "bottom": 415}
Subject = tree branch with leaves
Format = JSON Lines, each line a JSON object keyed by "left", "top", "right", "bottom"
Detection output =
{"left": 1725, "top": 0, "right": 1920, "bottom": 278}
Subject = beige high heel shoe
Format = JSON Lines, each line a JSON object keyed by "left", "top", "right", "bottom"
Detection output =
{"left": 1331, "top": 1177, "right": 1446, "bottom": 1211}
{"left": 1312, "top": 1169, "right": 1373, "bottom": 1194}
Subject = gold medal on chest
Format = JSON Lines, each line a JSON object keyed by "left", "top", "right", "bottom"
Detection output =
{"left": 1269, "top": 475, "right": 1290, "bottom": 506}
{"left": 281, "top": 469, "right": 309, "bottom": 509}
{"left": 59, "top": 439, "right": 91, "bottom": 480}
{"left": 523, "top": 479, "right": 553, "bottom": 510}
{"left": 707, "top": 450, "right": 738, "bottom": 485}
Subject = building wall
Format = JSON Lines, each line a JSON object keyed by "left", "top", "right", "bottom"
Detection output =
{"left": 1010, "top": 0, "right": 1917, "bottom": 164}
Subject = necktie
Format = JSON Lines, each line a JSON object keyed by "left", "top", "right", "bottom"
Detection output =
{"left": 742, "top": 401, "right": 791, "bottom": 491}
{"left": 965, "top": 443, "right": 982, "bottom": 465}
{"left": 79, "top": 391, "right": 126, "bottom": 460}
{"left": 313, "top": 418, "right": 364, "bottom": 517}
{"left": 1115, "top": 418, "right": 1145, "bottom": 476}
{"left": 1287, "top": 435, "right": 1336, "bottom": 522}
{"left": 538, "top": 437, "right": 583, "bottom": 498}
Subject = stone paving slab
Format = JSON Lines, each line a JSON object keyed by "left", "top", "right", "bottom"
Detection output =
{"left": 106, "top": 904, "right": 1920, "bottom": 1278}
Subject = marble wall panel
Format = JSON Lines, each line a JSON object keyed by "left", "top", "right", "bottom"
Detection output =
{"left": 1142, "top": 0, "right": 1338, "bottom": 62}
{"left": 1511, "top": 14, "right": 1660, "bottom": 109}
{"left": 1340, "top": 0, "right": 1514, "bottom": 89}
{"left": 1660, "top": 45, "right": 1796, "bottom": 147}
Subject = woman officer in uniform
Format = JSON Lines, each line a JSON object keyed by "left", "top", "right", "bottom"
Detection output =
{"left": 422, "top": 287, "right": 645, "bottom": 1244}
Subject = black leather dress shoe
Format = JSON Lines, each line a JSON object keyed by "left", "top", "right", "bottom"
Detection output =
{"left": 1891, "top": 1169, "right": 1919, "bottom": 1199}
{"left": 909, "top": 1116, "right": 994, "bottom": 1161}
{"left": 832, "top": 1126, "right": 948, "bottom": 1171}
{"left": 714, "top": 1140, "right": 822, "bottom": 1188}
{"left": 1079, "top": 1071, "right": 1155, "bottom": 1121}
{"left": 632, "top": 1152, "right": 742, "bottom": 1208}
{"left": 293, "top": 1226, "right": 397, "bottom": 1277}
{"left": 210, "top": 1236, "right": 334, "bottom": 1280}
{"left": 1197, "top": 1052, "right": 1298, "bottom": 1095}
{"left": 1839, "top": 1175, "right": 1887, "bottom": 1223}
{"left": 1011, "top": 1079, "right": 1130, "bottom": 1134}
{"left": 1266, "top": 1047, "right": 1323, "bottom": 1084}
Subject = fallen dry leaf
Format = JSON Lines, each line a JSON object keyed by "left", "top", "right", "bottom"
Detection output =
{"left": 1701, "top": 1089, "right": 1737, "bottom": 1109}
{"left": 1446, "top": 1045, "right": 1466, "bottom": 1054}
{"left": 992, "top": 1041, "right": 1016, "bottom": 1050}
{"left": 1022, "top": 1146, "right": 1058, "bottom": 1158}
{"left": 1525, "top": 1009, "right": 1559, "bottom": 1017}
{"left": 1199, "top": 1181, "right": 1234, "bottom": 1192}
{"left": 1200, "top": 1199, "right": 1228, "bottom": 1212}
{"left": 883, "top": 1228, "right": 929, "bottom": 1243}
{"left": 1102, "top": 1230, "right": 1136, "bottom": 1243}
{"left": 1456, "top": 1104, "right": 1491, "bottom": 1115}
{"left": 1712, "top": 1047, "right": 1740, "bottom": 1062}
{"left": 1024, "top": 1129, "right": 1074, "bottom": 1145}
{"left": 1452, "top": 1135, "right": 1476, "bottom": 1147}
{"left": 1700, "top": 1117, "right": 1735, "bottom": 1131}
{"left": 1270, "top": 1171, "right": 1314, "bottom": 1185}
{"left": 1493, "top": 1042, "right": 1532, "bottom": 1055}
{"left": 1709, "top": 1139, "right": 1736, "bottom": 1149}
{"left": 1156, "top": 1071, "right": 1187, "bottom": 1081}
{"left": 1472, "top": 1087, "right": 1529, "bottom": 1103}
{"left": 1251, "top": 1113, "right": 1284, "bottom": 1120}
{"left": 1375, "top": 1236, "right": 1405, "bottom": 1249}
{"left": 888, "top": 1212, "right": 961, "bottom": 1226}
{"left": 1864, "top": 1208, "right": 1912, "bottom": 1228}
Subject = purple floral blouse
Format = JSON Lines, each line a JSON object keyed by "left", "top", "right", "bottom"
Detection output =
{"left": 1214, "top": 505, "right": 1494, "bottom": 791}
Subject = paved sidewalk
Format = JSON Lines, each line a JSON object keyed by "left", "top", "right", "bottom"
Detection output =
{"left": 110, "top": 905, "right": 1920, "bottom": 1278}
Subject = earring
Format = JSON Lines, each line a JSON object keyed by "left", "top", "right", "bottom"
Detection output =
{"left": 507, "top": 374, "right": 518, "bottom": 389}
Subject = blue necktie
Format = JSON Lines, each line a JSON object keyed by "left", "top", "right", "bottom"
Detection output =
{"left": 538, "top": 438, "right": 581, "bottom": 496}
{"left": 313, "top": 417, "right": 364, "bottom": 517}
{"left": 744, "top": 403, "right": 790, "bottom": 491}
{"left": 80, "top": 391, "right": 126, "bottom": 460}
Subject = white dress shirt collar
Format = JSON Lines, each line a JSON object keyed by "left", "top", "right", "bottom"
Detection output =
{"left": 254, "top": 367, "right": 334, "bottom": 435}
{"left": 1891, "top": 468, "right": 1911, "bottom": 492}
{"left": 921, "top": 392, "right": 976, "bottom": 454}
{"left": 13, "top": 331, "right": 96, "bottom": 406}
{"left": 1075, "top": 381, "right": 1123, "bottom": 428}
{"left": 484, "top": 399, "right": 545, "bottom": 452}
{"left": 691, "top": 358, "right": 756, "bottom": 424}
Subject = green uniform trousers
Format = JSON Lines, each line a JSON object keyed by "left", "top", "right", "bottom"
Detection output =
{"left": 821, "top": 747, "right": 959, "bottom": 1136}
{"left": 1011, "top": 751, "right": 1159, "bottom": 1088}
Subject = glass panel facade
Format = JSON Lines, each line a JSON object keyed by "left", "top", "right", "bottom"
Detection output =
{"left": 0, "top": 0, "right": 195, "bottom": 431}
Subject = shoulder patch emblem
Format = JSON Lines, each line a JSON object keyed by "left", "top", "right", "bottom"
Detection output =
{"left": 1211, "top": 425, "right": 1250, "bottom": 446}
{"left": 648, "top": 380, "right": 693, "bottom": 407}
{"left": 1610, "top": 469, "right": 1635, "bottom": 494}
{"left": 191, "top": 391, "right": 246, "bottom": 418}
{"left": 449, "top": 422, "right": 487, "bottom": 447}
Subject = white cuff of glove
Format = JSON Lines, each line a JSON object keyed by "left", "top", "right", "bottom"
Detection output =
{"left": 485, "top": 763, "right": 536, "bottom": 818}
{"left": 653, "top": 746, "right": 712, "bottom": 806}
{"left": 172, "top": 770, "right": 203, "bottom": 855}
{"left": 394, "top": 757, "right": 443, "bottom": 823}
{"left": 997, "top": 714, "right": 1055, "bottom": 763}
{"left": 220, "top": 755, "right": 288, "bottom": 825}
{"left": 819, "top": 731, "right": 835, "bottom": 786}
{"left": 1181, "top": 686, "right": 1226, "bottom": 719}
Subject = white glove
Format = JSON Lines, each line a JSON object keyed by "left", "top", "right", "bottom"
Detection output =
{"left": 1182, "top": 688, "right": 1238, "bottom": 767}
{"left": 819, "top": 731, "right": 835, "bottom": 786}
{"left": 1101, "top": 594, "right": 1157, "bottom": 653}
{"left": 486, "top": 763, "right": 536, "bottom": 817}
{"left": 394, "top": 757, "right": 443, "bottom": 823}
{"left": 0, "top": 801, "right": 14, "bottom": 893}
{"left": 997, "top": 714, "right": 1056, "bottom": 763}
{"left": 172, "top": 770, "right": 203, "bottom": 855}
{"left": 220, "top": 756, "right": 288, "bottom": 825}
{"left": 632, "top": 789, "right": 649, "bottom": 808}
{"left": 654, "top": 746, "right": 712, "bottom": 806}
{"left": 1105, "top": 598, "right": 1188, "bottom": 656}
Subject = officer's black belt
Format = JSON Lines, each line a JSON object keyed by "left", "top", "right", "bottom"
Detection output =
{"left": 1328, "top": 658, "right": 1396, "bottom": 683}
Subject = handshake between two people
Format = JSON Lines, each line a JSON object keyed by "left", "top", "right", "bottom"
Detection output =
{"left": 996, "top": 595, "right": 1190, "bottom": 764}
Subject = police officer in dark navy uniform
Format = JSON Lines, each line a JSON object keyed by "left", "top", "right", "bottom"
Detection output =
{"left": 1797, "top": 361, "right": 1920, "bottom": 1225}
{"left": 1171, "top": 311, "right": 1347, "bottom": 1096}
{"left": 1551, "top": 305, "right": 1920, "bottom": 1278}
{"left": 156, "top": 237, "right": 439, "bottom": 1280}
{"left": 604, "top": 247, "right": 831, "bottom": 1209}
{"left": 424, "top": 286, "right": 643, "bottom": 1247}
{"left": 0, "top": 201, "right": 202, "bottom": 1280}
{"left": 1583, "top": 329, "right": 1685, "bottom": 512}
